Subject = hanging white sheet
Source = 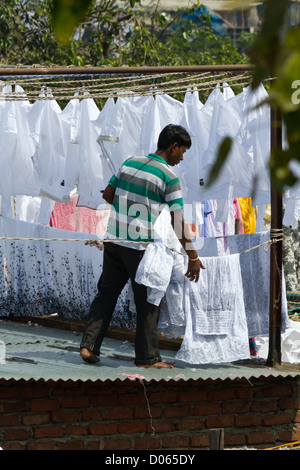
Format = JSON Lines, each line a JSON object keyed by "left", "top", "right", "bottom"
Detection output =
{"left": 0, "top": 216, "right": 131, "bottom": 326}
{"left": 0, "top": 85, "right": 39, "bottom": 216}
{"left": 175, "top": 253, "right": 251, "bottom": 365}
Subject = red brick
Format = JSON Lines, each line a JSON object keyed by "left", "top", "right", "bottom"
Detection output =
{"left": 86, "top": 440, "right": 101, "bottom": 450}
{"left": 162, "top": 435, "right": 189, "bottom": 448}
{"left": 222, "top": 401, "right": 250, "bottom": 413}
{"left": 65, "top": 424, "right": 88, "bottom": 436}
{"left": 102, "top": 439, "right": 131, "bottom": 450}
{"left": 178, "top": 390, "right": 206, "bottom": 402}
{"left": 34, "top": 425, "right": 63, "bottom": 439}
{"left": 2, "top": 442, "right": 25, "bottom": 450}
{"left": 149, "top": 391, "right": 177, "bottom": 405}
{"left": 20, "top": 386, "right": 49, "bottom": 399}
{"left": 0, "top": 387, "right": 19, "bottom": 399}
{"left": 190, "top": 434, "right": 209, "bottom": 448}
{"left": 278, "top": 397, "right": 300, "bottom": 410}
{"left": 81, "top": 409, "right": 103, "bottom": 421}
{"left": 224, "top": 433, "right": 246, "bottom": 447}
{"left": 134, "top": 405, "right": 162, "bottom": 419}
{"left": 89, "top": 422, "right": 117, "bottom": 435}
{"left": 117, "top": 394, "right": 146, "bottom": 406}
{"left": 164, "top": 405, "right": 190, "bottom": 418}
{"left": 263, "top": 412, "right": 291, "bottom": 426}
{"left": 31, "top": 399, "right": 59, "bottom": 412}
{"left": 262, "top": 385, "right": 292, "bottom": 398}
{"left": 193, "top": 403, "right": 220, "bottom": 415}
{"left": 104, "top": 407, "right": 133, "bottom": 420}
{"left": 90, "top": 395, "right": 118, "bottom": 406}
{"left": 2, "top": 401, "right": 29, "bottom": 413}
{"left": 118, "top": 421, "right": 147, "bottom": 434}
{"left": 236, "top": 414, "right": 262, "bottom": 427}
{"left": 4, "top": 428, "right": 31, "bottom": 441}
{"left": 175, "top": 418, "right": 204, "bottom": 431}
{"left": 57, "top": 440, "right": 84, "bottom": 450}
{"left": 60, "top": 396, "right": 89, "bottom": 409}
{"left": 52, "top": 410, "right": 80, "bottom": 423}
{"left": 0, "top": 415, "right": 19, "bottom": 426}
{"left": 147, "top": 420, "right": 174, "bottom": 433}
{"left": 251, "top": 399, "right": 277, "bottom": 412}
{"left": 206, "top": 415, "right": 234, "bottom": 428}
{"left": 22, "top": 412, "right": 50, "bottom": 426}
{"left": 235, "top": 388, "right": 257, "bottom": 399}
{"left": 27, "top": 441, "right": 56, "bottom": 451}
{"left": 247, "top": 431, "right": 275, "bottom": 445}
{"left": 135, "top": 437, "right": 160, "bottom": 450}
{"left": 207, "top": 388, "right": 236, "bottom": 401}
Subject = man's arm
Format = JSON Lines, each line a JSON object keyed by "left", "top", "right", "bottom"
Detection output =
{"left": 171, "top": 210, "right": 205, "bottom": 283}
{"left": 102, "top": 184, "right": 115, "bottom": 204}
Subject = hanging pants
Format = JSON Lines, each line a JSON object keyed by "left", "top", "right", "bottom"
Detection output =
{"left": 80, "top": 242, "right": 162, "bottom": 366}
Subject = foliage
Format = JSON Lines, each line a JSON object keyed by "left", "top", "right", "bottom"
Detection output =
{"left": 0, "top": 0, "right": 246, "bottom": 68}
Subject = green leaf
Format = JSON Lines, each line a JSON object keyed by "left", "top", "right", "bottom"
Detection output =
{"left": 249, "top": 0, "right": 289, "bottom": 88}
{"left": 50, "top": 0, "right": 94, "bottom": 44}
{"left": 206, "top": 136, "right": 232, "bottom": 187}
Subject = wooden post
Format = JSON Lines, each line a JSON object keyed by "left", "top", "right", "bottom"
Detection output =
{"left": 266, "top": 107, "right": 283, "bottom": 366}
{"left": 209, "top": 428, "right": 224, "bottom": 450}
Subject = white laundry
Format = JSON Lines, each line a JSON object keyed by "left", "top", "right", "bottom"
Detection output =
{"left": 255, "top": 319, "right": 300, "bottom": 363}
{"left": 0, "top": 85, "right": 39, "bottom": 216}
{"left": 28, "top": 89, "right": 67, "bottom": 202}
{"left": 93, "top": 94, "right": 154, "bottom": 174}
{"left": 236, "top": 83, "right": 271, "bottom": 206}
{"left": 178, "top": 87, "right": 219, "bottom": 203}
{"left": 135, "top": 242, "right": 174, "bottom": 305}
{"left": 188, "top": 255, "right": 237, "bottom": 336}
{"left": 176, "top": 253, "right": 250, "bottom": 364}
{"left": 62, "top": 95, "right": 106, "bottom": 209}
{"left": 14, "top": 195, "right": 54, "bottom": 225}
{"left": 140, "top": 93, "right": 183, "bottom": 155}
{"left": 0, "top": 215, "right": 133, "bottom": 326}
{"left": 0, "top": 216, "right": 102, "bottom": 318}
{"left": 195, "top": 231, "right": 289, "bottom": 337}
{"left": 198, "top": 86, "right": 251, "bottom": 201}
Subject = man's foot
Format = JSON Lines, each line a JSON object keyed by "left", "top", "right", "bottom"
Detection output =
{"left": 80, "top": 348, "right": 100, "bottom": 364}
{"left": 138, "top": 361, "right": 174, "bottom": 369}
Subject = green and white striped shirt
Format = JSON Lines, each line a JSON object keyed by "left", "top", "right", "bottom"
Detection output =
{"left": 105, "top": 153, "right": 183, "bottom": 248}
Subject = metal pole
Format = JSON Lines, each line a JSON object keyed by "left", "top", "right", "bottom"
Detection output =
{"left": 266, "top": 106, "right": 282, "bottom": 366}
{"left": 0, "top": 64, "right": 253, "bottom": 76}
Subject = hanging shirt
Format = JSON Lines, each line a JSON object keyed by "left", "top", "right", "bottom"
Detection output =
{"left": 28, "top": 90, "right": 67, "bottom": 202}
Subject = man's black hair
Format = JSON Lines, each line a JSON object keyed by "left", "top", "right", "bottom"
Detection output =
{"left": 157, "top": 124, "right": 192, "bottom": 150}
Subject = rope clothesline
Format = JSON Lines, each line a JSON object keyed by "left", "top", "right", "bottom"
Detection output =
{"left": 0, "top": 70, "right": 272, "bottom": 101}
{"left": 0, "top": 233, "right": 284, "bottom": 258}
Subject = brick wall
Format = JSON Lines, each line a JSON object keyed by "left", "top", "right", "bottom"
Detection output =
{"left": 0, "top": 376, "right": 299, "bottom": 450}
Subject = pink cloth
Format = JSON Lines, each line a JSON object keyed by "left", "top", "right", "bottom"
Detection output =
{"left": 233, "top": 198, "right": 244, "bottom": 235}
{"left": 50, "top": 194, "right": 110, "bottom": 236}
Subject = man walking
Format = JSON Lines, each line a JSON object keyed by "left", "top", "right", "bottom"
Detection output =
{"left": 80, "top": 124, "right": 205, "bottom": 368}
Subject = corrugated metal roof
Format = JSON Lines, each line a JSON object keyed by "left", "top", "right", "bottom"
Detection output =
{"left": 0, "top": 319, "right": 299, "bottom": 383}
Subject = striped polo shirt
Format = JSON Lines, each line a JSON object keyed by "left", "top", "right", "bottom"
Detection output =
{"left": 105, "top": 153, "right": 183, "bottom": 248}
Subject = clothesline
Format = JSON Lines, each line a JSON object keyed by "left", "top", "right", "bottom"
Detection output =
{"left": 0, "top": 233, "right": 284, "bottom": 257}
{"left": 0, "top": 71, "right": 267, "bottom": 101}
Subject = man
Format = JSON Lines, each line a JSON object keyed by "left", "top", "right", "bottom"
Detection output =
{"left": 80, "top": 124, "right": 205, "bottom": 369}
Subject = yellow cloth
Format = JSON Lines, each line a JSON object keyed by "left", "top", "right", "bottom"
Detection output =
{"left": 237, "top": 197, "right": 256, "bottom": 234}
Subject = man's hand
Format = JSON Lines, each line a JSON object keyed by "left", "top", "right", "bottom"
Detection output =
{"left": 185, "top": 257, "right": 205, "bottom": 283}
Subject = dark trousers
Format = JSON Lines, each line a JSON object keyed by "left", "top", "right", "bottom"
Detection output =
{"left": 80, "top": 242, "right": 162, "bottom": 365}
